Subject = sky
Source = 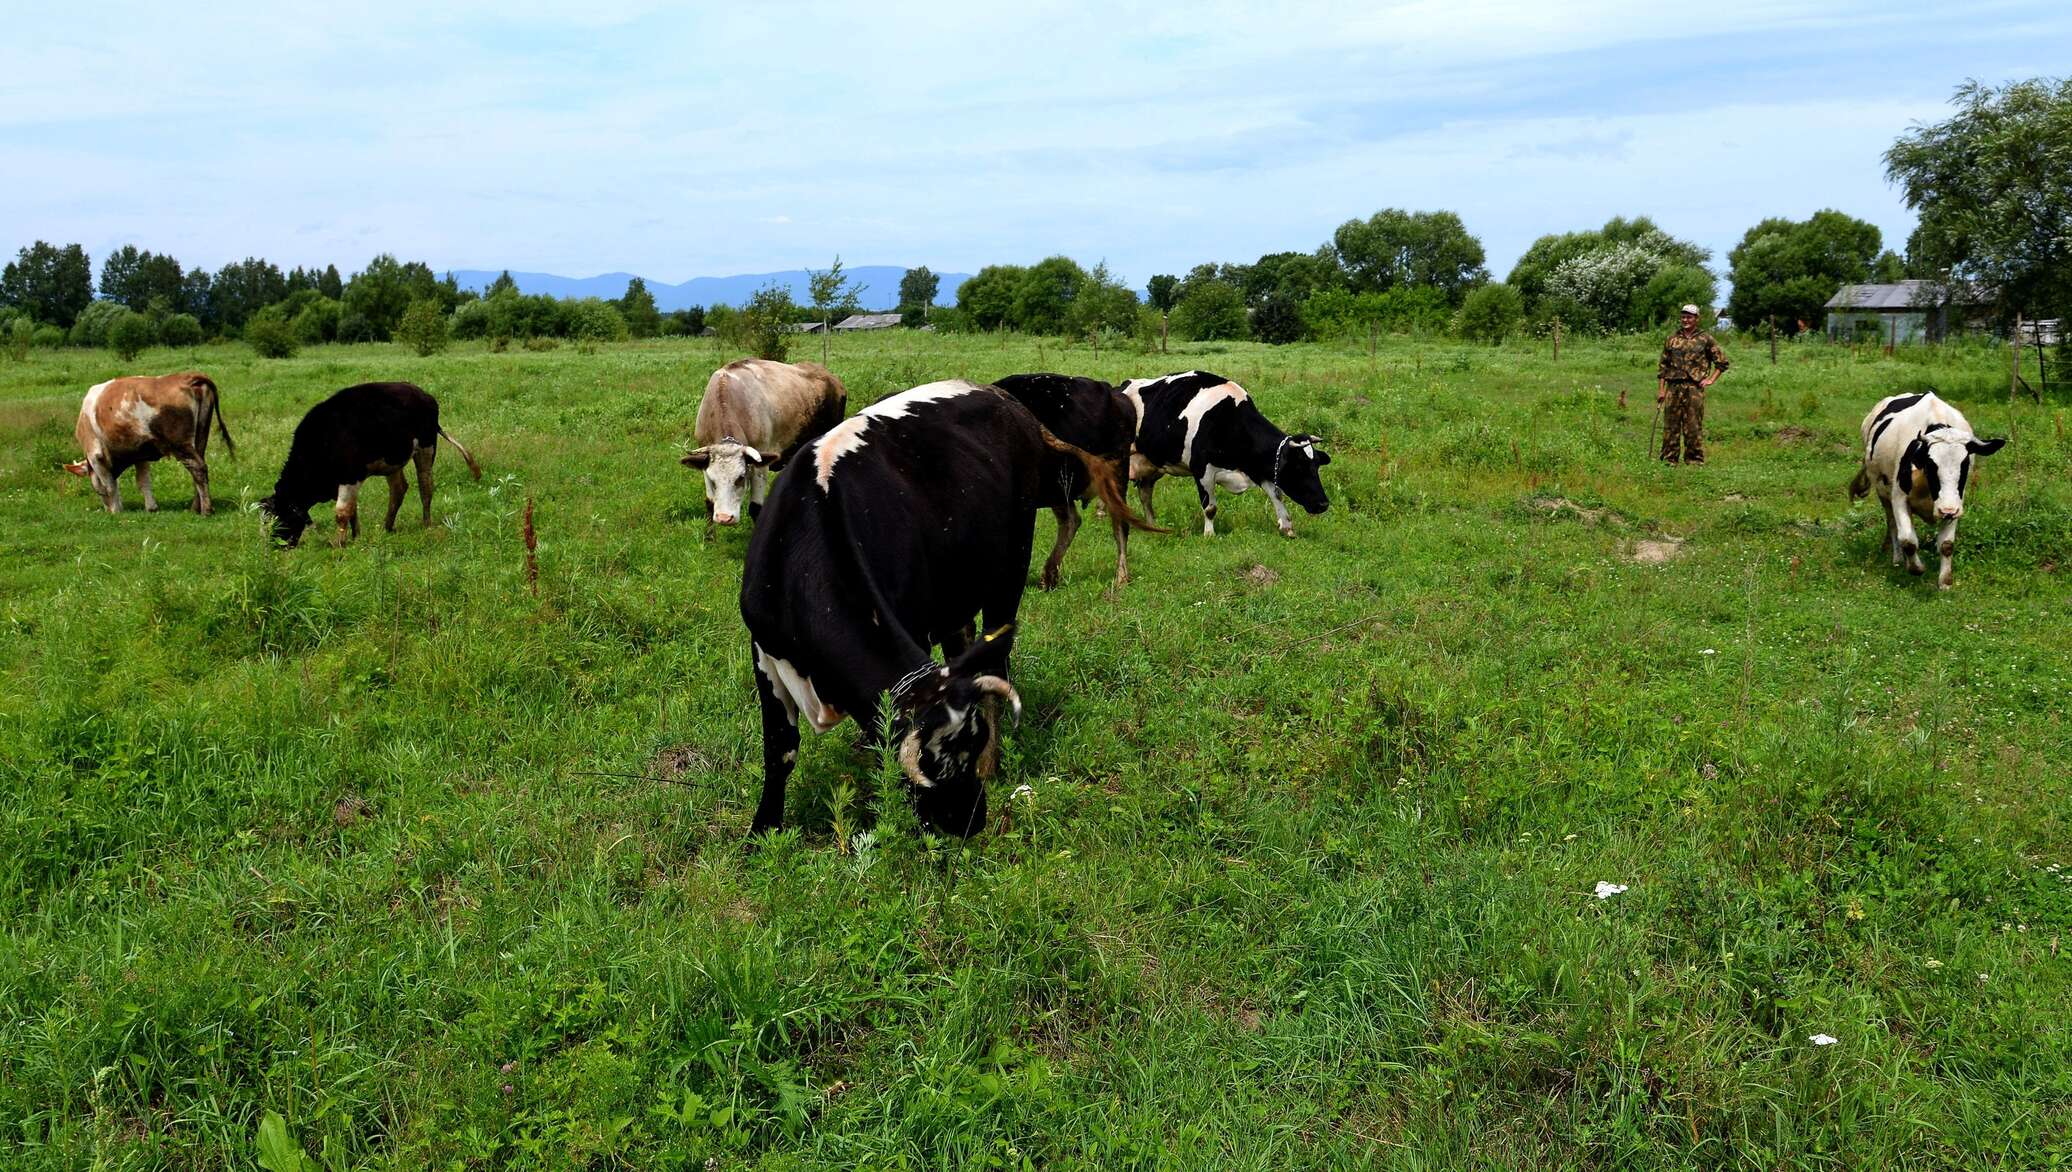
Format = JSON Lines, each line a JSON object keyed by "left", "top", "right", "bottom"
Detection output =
{"left": 3, "top": 1, "right": 2065, "bottom": 293}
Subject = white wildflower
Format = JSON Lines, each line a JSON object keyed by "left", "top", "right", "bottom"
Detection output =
{"left": 1010, "top": 784, "right": 1034, "bottom": 802}
{"left": 1701, "top": 648, "right": 1718, "bottom": 656}
{"left": 1594, "top": 881, "right": 1628, "bottom": 900}
{"left": 1925, "top": 958, "right": 1943, "bottom": 969}
{"left": 1810, "top": 1033, "right": 1838, "bottom": 1047}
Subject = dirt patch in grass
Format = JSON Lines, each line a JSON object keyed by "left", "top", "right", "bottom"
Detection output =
{"left": 649, "top": 744, "right": 713, "bottom": 780}
{"left": 1531, "top": 496, "right": 1626, "bottom": 526}
{"left": 1242, "top": 563, "right": 1280, "bottom": 587}
{"left": 1774, "top": 426, "right": 1815, "bottom": 445}
{"left": 1628, "top": 537, "right": 1686, "bottom": 564}
{"left": 333, "top": 794, "right": 374, "bottom": 827}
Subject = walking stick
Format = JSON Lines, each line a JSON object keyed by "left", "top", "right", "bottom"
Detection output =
{"left": 1647, "top": 400, "right": 1663, "bottom": 460}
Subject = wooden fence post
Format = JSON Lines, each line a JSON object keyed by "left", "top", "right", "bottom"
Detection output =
{"left": 1552, "top": 316, "right": 1561, "bottom": 361}
{"left": 1769, "top": 316, "right": 1778, "bottom": 364}
{"left": 1159, "top": 313, "right": 1168, "bottom": 354}
{"left": 2011, "top": 313, "right": 2022, "bottom": 405}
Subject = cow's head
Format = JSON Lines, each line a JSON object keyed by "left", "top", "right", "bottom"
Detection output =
{"left": 256, "top": 495, "right": 311, "bottom": 547}
{"left": 1272, "top": 434, "right": 1332, "bottom": 515}
{"left": 893, "top": 629, "right": 1020, "bottom": 837}
{"left": 681, "top": 437, "right": 770, "bottom": 525}
{"left": 62, "top": 459, "right": 90, "bottom": 476}
{"left": 1902, "top": 426, "right": 2006, "bottom": 520}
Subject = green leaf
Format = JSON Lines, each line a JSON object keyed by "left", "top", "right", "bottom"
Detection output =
{"left": 255, "top": 1111, "right": 312, "bottom": 1172}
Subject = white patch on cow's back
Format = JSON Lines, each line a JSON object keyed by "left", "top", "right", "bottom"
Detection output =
{"left": 128, "top": 395, "right": 159, "bottom": 436}
{"left": 79, "top": 381, "right": 113, "bottom": 451}
{"left": 814, "top": 379, "right": 983, "bottom": 490}
{"left": 756, "top": 643, "right": 845, "bottom": 732}
{"left": 1179, "top": 382, "right": 1247, "bottom": 467}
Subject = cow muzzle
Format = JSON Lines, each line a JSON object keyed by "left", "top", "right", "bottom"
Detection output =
{"left": 713, "top": 512, "right": 738, "bottom": 526}
{"left": 1937, "top": 504, "right": 1963, "bottom": 520}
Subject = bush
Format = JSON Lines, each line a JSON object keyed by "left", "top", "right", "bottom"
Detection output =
{"left": 738, "top": 285, "right": 795, "bottom": 360}
{"left": 451, "top": 299, "right": 491, "bottom": 342}
{"left": 395, "top": 298, "right": 451, "bottom": 356}
{"left": 1251, "top": 291, "right": 1305, "bottom": 344}
{"left": 1170, "top": 279, "right": 1249, "bottom": 341}
{"left": 1458, "top": 283, "right": 1525, "bottom": 345}
{"left": 33, "top": 325, "right": 66, "bottom": 350}
{"left": 567, "top": 299, "right": 628, "bottom": 350}
{"left": 335, "top": 313, "right": 378, "bottom": 344}
{"left": 108, "top": 310, "right": 155, "bottom": 361}
{"left": 291, "top": 298, "right": 342, "bottom": 345}
{"left": 3, "top": 316, "right": 31, "bottom": 362}
{"left": 522, "top": 335, "right": 560, "bottom": 351}
{"left": 246, "top": 306, "right": 299, "bottom": 358}
{"left": 158, "top": 313, "right": 204, "bottom": 348}
{"left": 68, "top": 299, "right": 129, "bottom": 348}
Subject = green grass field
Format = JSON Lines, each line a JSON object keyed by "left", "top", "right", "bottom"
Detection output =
{"left": 2, "top": 329, "right": 2068, "bottom": 1169}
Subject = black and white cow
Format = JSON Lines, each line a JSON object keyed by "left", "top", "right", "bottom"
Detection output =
{"left": 1848, "top": 390, "right": 2006, "bottom": 589}
{"left": 739, "top": 380, "right": 1148, "bottom": 837}
{"left": 1122, "top": 370, "right": 1330, "bottom": 537}
{"left": 993, "top": 372, "right": 1149, "bottom": 589}
{"left": 259, "top": 382, "right": 482, "bottom": 548}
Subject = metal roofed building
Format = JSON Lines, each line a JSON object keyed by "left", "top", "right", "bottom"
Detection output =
{"left": 1824, "top": 280, "right": 1989, "bottom": 344}
{"left": 833, "top": 312, "right": 903, "bottom": 331}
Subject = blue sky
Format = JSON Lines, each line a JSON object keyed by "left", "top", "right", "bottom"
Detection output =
{"left": 3, "top": 1, "right": 2064, "bottom": 293}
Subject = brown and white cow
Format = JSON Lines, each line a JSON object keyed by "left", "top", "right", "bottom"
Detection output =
{"left": 681, "top": 359, "right": 846, "bottom": 528}
{"left": 64, "top": 372, "right": 235, "bottom": 514}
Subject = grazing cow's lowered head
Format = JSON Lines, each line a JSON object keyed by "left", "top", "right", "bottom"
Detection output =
{"left": 1270, "top": 433, "right": 1333, "bottom": 515}
{"left": 681, "top": 437, "right": 770, "bottom": 525}
{"left": 256, "top": 494, "right": 312, "bottom": 547}
{"left": 1902, "top": 425, "right": 2005, "bottom": 521}
{"left": 892, "top": 631, "right": 1022, "bottom": 836}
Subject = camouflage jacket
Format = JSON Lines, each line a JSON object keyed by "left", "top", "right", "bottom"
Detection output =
{"left": 1659, "top": 329, "right": 1728, "bottom": 383}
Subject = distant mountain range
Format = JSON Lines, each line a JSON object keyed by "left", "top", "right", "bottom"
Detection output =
{"left": 447, "top": 266, "right": 970, "bottom": 311}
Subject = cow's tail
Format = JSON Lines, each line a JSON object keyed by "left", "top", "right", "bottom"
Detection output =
{"left": 210, "top": 387, "right": 236, "bottom": 457}
{"left": 1038, "top": 427, "right": 1166, "bottom": 533}
{"left": 1847, "top": 464, "right": 1871, "bottom": 500}
{"left": 440, "top": 429, "right": 484, "bottom": 480}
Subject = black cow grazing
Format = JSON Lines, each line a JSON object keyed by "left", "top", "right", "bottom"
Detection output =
{"left": 740, "top": 379, "right": 1153, "bottom": 837}
{"left": 993, "top": 372, "right": 1149, "bottom": 589}
{"left": 259, "top": 382, "right": 482, "bottom": 548}
{"left": 1122, "top": 370, "right": 1331, "bottom": 537}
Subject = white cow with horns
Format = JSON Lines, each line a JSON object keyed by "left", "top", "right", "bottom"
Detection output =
{"left": 1848, "top": 390, "right": 2005, "bottom": 589}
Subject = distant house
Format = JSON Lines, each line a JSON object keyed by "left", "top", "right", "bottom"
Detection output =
{"left": 1824, "top": 281, "right": 1990, "bottom": 344}
{"left": 787, "top": 321, "right": 825, "bottom": 334}
{"left": 833, "top": 313, "right": 903, "bottom": 331}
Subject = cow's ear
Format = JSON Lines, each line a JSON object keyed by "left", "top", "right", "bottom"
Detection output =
{"left": 62, "top": 460, "right": 89, "bottom": 476}
{"left": 1968, "top": 437, "right": 2006, "bottom": 457}
{"left": 680, "top": 447, "right": 712, "bottom": 468}
{"left": 1899, "top": 437, "right": 1927, "bottom": 491}
{"left": 742, "top": 446, "right": 770, "bottom": 467}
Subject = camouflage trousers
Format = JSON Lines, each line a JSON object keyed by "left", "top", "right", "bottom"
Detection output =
{"left": 1660, "top": 381, "right": 1705, "bottom": 464}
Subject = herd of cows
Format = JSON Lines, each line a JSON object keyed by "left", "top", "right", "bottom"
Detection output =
{"left": 57, "top": 359, "right": 2006, "bottom": 837}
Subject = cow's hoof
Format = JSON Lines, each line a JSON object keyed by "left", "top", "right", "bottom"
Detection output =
{"left": 1279, "top": 527, "right": 1296, "bottom": 539}
{"left": 145, "top": 504, "right": 158, "bottom": 513}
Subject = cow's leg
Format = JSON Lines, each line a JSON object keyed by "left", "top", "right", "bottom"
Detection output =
{"left": 1110, "top": 509, "right": 1130, "bottom": 589}
{"left": 334, "top": 483, "right": 360, "bottom": 546}
{"left": 414, "top": 443, "right": 436, "bottom": 526}
{"left": 1878, "top": 495, "right": 1896, "bottom": 561}
{"left": 1134, "top": 475, "right": 1159, "bottom": 525}
{"left": 1936, "top": 518, "right": 1959, "bottom": 590}
{"left": 1040, "top": 503, "right": 1079, "bottom": 590}
{"left": 1263, "top": 483, "right": 1296, "bottom": 538}
{"left": 91, "top": 456, "right": 120, "bottom": 513}
{"left": 1889, "top": 489, "right": 1922, "bottom": 574}
{"left": 1195, "top": 468, "right": 1220, "bottom": 537}
{"left": 383, "top": 471, "right": 409, "bottom": 532}
{"left": 751, "top": 651, "right": 799, "bottom": 835}
{"left": 174, "top": 450, "right": 212, "bottom": 515}
{"left": 136, "top": 461, "right": 158, "bottom": 513}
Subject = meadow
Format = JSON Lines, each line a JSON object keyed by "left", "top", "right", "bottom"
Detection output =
{"left": 1, "top": 327, "right": 2068, "bottom": 1170}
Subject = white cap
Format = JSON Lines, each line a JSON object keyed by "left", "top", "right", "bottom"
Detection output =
{"left": 1680, "top": 304, "right": 1700, "bottom": 316}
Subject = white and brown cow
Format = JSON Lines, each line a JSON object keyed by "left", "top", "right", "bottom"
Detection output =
{"left": 64, "top": 372, "right": 235, "bottom": 514}
{"left": 1848, "top": 390, "right": 2006, "bottom": 589}
{"left": 681, "top": 359, "right": 846, "bottom": 528}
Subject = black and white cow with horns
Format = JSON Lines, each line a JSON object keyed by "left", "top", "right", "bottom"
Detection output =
{"left": 739, "top": 379, "right": 1152, "bottom": 837}
{"left": 1122, "top": 371, "right": 1330, "bottom": 537}
{"left": 1848, "top": 390, "right": 2006, "bottom": 589}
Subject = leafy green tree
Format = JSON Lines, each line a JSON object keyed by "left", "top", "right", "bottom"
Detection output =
{"left": 956, "top": 265, "right": 1026, "bottom": 331}
{"left": 317, "top": 264, "right": 344, "bottom": 300}
{"left": 487, "top": 270, "right": 519, "bottom": 298}
{"left": 1508, "top": 216, "right": 1710, "bottom": 321}
{"left": 336, "top": 313, "right": 377, "bottom": 344}
{"left": 1242, "top": 249, "right": 1343, "bottom": 307}
{"left": 1065, "top": 262, "right": 1140, "bottom": 338}
{"left": 1458, "top": 283, "right": 1525, "bottom": 345}
{"left": 1171, "top": 278, "right": 1248, "bottom": 341}
{"left": 617, "top": 277, "right": 661, "bottom": 339}
{"left": 1725, "top": 210, "right": 1886, "bottom": 334}
{"left": 1635, "top": 265, "right": 1718, "bottom": 329}
{"left": 69, "top": 300, "right": 130, "bottom": 347}
{"left": 1146, "top": 274, "right": 1179, "bottom": 313}
{"left": 210, "top": 258, "right": 287, "bottom": 330}
{"left": 668, "top": 306, "right": 706, "bottom": 336}
{"left": 1886, "top": 77, "right": 2072, "bottom": 325}
{"left": 158, "top": 313, "right": 204, "bottom": 348}
{"left": 568, "top": 299, "right": 628, "bottom": 350}
{"left": 898, "top": 266, "right": 940, "bottom": 312}
{"left": 739, "top": 284, "right": 795, "bottom": 360}
{"left": 2, "top": 242, "right": 94, "bottom": 328}
{"left": 1012, "top": 256, "right": 1087, "bottom": 335}
{"left": 807, "top": 256, "right": 866, "bottom": 333}
{"left": 343, "top": 254, "right": 446, "bottom": 340}
{"left": 181, "top": 269, "right": 215, "bottom": 329}
{"left": 1330, "top": 209, "right": 1488, "bottom": 305}
{"left": 1870, "top": 250, "right": 1909, "bottom": 284}
{"left": 246, "top": 305, "right": 299, "bottom": 358}
{"left": 1250, "top": 289, "right": 1305, "bottom": 344}
{"left": 108, "top": 310, "right": 154, "bottom": 361}
{"left": 395, "top": 298, "right": 451, "bottom": 356}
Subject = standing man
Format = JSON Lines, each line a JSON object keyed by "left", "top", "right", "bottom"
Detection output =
{"left": 1657, "top": 304, "right": 1729, "bottom": 465}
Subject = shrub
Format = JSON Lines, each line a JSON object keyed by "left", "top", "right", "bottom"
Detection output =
{"left": 291, "top": 298, "right": 342, "bottom": 345}
{"left": 738, "top": 285, "right": 795, "bottom": 360}
{"left": 335, "top": 313, "right": 378, "bottom": 344}
{"left": 450, "top": 299, "right": 491, "bottom": 341}
{"left": 158, "top": 313, "right": 203, "bottom": 348}
{"left": 567, "top": 299, "right": 628, "bottom": 350}
{"left": 1170, "top": 279, "right": 1249, "bottom": 341}
{"left": 246, "top": 306, "right": 299, "bottom": 358}
{"left": 1251, "top": 290, "right": 1305, "bottom": 344}
{"left": 395, "top": 298, "right": 451, "bottom": 357}
{"left": 68, "top": 299, "right": 129, "bottom": 348}
{"left": 33, "top": 325, "right": 66, "bottom": 349}
{"left": 1458, "top": 283, "right": 1525, "bottom": 345}
{"left": 522, "top": 335, "right": 560, "bottom": 352}
{"left": 3, "top": 316, "right": 31, "bottom": 362}
{"left": 108, "top": 310, "right": 155, "bottom": 361}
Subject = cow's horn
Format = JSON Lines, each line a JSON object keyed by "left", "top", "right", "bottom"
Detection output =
{"left": 897, "top": 731, "right": 933, "bottom": 788}
{"left": 973, "top": 675, "right": 1021, "bottom": 726}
